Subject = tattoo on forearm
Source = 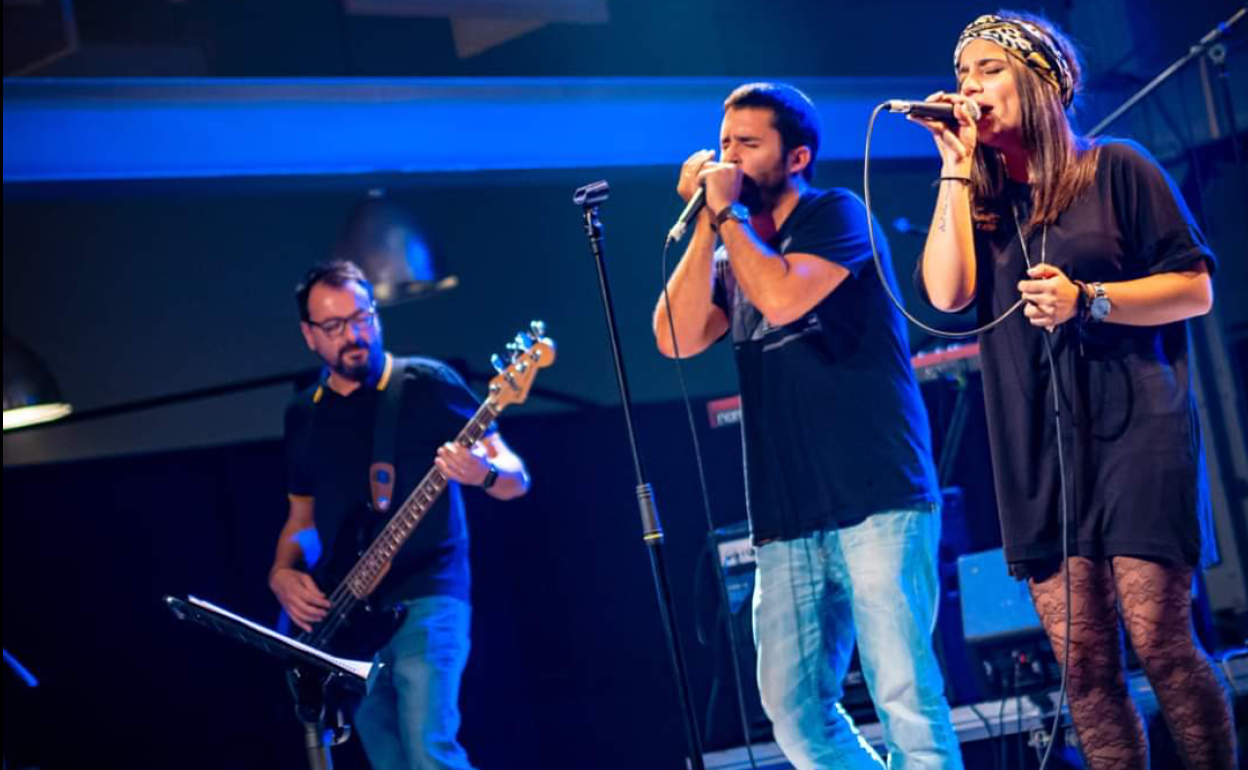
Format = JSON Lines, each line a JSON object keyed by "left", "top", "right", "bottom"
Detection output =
{"left": 938, "top": 187, "right": 950, "bottom": 234}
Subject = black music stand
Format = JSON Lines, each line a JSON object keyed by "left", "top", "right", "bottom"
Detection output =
{"left": 165, "top": 595, "right": 368, "bottom": 770}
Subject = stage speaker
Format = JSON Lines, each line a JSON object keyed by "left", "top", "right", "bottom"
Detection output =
{"left": 956, "top": 547, "right": 1059, "bottom": 697}
{"left": 697, "top": 519, "right": 771, "bottom": 749}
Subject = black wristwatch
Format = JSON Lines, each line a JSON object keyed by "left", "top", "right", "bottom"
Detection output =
{"left": 712, "top": 202, "right": 750, "bottom": 232}
{"left": 481, "top": 463, "right": 499, "bottom": 490}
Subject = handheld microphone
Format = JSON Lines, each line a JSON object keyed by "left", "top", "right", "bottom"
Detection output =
{"left": 883, "top": 99, "right": 981, "bottom": 124}
{"left": 667, "top": 186, "right": 706, "bottom": 243}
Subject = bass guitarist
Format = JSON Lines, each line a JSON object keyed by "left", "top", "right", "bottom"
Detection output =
{"left": 269, "top": 260, "right": 530, "bottom": 770}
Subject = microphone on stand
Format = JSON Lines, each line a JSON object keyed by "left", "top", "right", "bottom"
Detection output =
{"left": 666, "top": 186, "right": 707, "bottom": 243}
{"left": 883, "top": 99, "right": 981, "bottom": 124}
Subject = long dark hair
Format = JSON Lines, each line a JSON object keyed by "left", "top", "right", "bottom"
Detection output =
{"left": 969, "top": 11, "right": 1100, "bottom": 233}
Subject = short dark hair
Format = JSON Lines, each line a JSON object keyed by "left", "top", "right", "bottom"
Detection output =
{"left": 294, "top": 260, "right": 374, "bottom": 322}
{"left": 723, "top": 82, "right": 821, "bottom": 181}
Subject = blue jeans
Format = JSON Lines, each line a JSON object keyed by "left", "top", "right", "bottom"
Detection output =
{"left": 354, "top": 595, "right": 476, "bottom": 770}
{"left": 752, "top": 508, "right": 963, "bottom": 770}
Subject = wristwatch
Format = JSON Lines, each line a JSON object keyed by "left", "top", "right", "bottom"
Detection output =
{"left": 1088, "top": 282, "right": 1111, "bottom": 322}
{"left": 713, "top": 202, "right": 750, "bottom": 232}
{"left": 481, "top": 463, "right": 499, "bottom": 490}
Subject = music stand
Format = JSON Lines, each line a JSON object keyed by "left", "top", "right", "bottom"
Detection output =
{"left": 166, "top": 595, "right": 369, "bottom": 770}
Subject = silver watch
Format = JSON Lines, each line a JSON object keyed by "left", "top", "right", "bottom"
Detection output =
{"left": 1088, "top": 282, "right": 1111, "bottom": 322}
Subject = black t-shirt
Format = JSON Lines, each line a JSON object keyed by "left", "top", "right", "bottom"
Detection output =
{"left": 713, "top": 187, "right": 940, "bottom": 543}
{"left": 920, "top": 140, "right": 1217, "bottom": 569}
{"left": 285, "top": 356, "right": 484, "bottom": 605}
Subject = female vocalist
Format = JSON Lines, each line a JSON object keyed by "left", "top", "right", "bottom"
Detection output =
{"left": 912, "top": 11, "right": 1236, "bottom": 769}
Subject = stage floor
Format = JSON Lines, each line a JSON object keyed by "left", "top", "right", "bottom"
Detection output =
{"left": 704, "top": 649, "right": 1248, "bottom": 769}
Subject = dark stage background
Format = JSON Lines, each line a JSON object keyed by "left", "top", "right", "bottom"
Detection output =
{"left": 5, "top": 1, "right": 1247, "bottom": 767}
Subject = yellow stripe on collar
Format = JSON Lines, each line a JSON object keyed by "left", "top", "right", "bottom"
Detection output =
{"left": 310, "top": 352, "right": 391, "bottom": 402}
{"left": 375, "top": 352, "right": 395, "bottom": 391}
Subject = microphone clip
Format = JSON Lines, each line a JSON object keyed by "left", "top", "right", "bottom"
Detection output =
{"left": 573, "top": 180, "right": 611, "bottom": 208}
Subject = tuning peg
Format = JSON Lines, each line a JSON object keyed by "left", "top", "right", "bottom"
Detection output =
{"left": 530, "top": 320, "right": 546, "bottom": 338}
{"left": 514, "top": 332, "right": 534, "bottom": 349}
{"left": 490, "top": 353, "right": 506, "bottom": 373}
{"left": 505, "top": 340, "right": 523, "bottom": 353}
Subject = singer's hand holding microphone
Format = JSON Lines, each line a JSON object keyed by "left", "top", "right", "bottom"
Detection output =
{"left": 669, "top": 149, "right": 743, "bottom": 243}
{"left": 676, "top": 149, "right": 715, "bottom": 203}
{"left": 900, "top": 92, "right": 983, "bottom": 173}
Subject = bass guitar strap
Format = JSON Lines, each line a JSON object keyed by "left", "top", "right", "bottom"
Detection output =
{"left": 369, "top": 356, "right": 407, "bottom": 513}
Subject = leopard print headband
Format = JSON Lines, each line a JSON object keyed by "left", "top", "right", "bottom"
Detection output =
{"left": 954, "top": 14, "right": 1074, "bottom": 107}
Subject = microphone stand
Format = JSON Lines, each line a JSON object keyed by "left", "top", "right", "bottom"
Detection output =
{"left": 1089, "top": 6, "right": 1245, "bottom": 141}
{"left": 572, "top": 180, "right": 706, "bottom": 770}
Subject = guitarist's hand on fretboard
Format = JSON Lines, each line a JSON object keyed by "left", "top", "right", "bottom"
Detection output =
{"left": 434, "top": 441, "right": 491, "bottom": 487}
{"left": 270, "top": 567, "right": 332, "bottom": 633}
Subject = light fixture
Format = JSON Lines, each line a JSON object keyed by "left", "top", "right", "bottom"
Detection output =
{"left": 3, "top": 332, "right": 72, "bottom": 431}
{"left": 335, "top": 188, "right": 458, "bottom": 307}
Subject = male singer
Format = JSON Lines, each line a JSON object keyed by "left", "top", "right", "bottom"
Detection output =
{"left": 653, "top": 82, "right": 962, "bottom": 769}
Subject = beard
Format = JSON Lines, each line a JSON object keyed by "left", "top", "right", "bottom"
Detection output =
{"left": 739, "top": 164, "right": 788, "bottom": 212}
{"left": 333, "top": 342, "right": 375, "bottom": 382}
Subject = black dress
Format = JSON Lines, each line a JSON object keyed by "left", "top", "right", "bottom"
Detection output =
{"left": 928, "top": 140, "right": 1218, "bottom": 577}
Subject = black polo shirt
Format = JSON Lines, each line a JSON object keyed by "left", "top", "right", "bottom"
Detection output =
{"left": 285, "top": 356, "right": 482, "bottom": 605}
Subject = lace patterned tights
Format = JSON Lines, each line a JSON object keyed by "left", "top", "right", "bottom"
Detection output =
{"left": 1028, "top": 556, "right": 1236, "bottom": 769}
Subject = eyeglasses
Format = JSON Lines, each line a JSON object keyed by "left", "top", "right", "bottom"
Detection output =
{"left": 306, "top": 306, "right": 377, "bottom": 337}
